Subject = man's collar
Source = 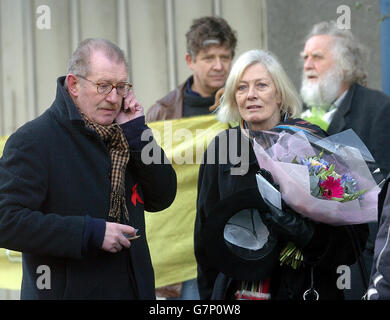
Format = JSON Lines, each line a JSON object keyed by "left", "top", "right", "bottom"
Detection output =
{"left": 333, "top": 89, "right": 349, "bottom": 108}
{"left": 55, "top": 76, "right": 83, "bottom": 122}
{"left": 185, "top": 76, "right": 202, "bottom": 97}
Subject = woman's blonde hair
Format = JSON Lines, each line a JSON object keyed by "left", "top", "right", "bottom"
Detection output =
{"left": 216, "top": 49, "right": 302, "bottom": 123}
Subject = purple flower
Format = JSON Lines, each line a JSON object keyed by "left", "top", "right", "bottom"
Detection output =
{"left": 340, "top": 174, "right": 357, "bottom": 194}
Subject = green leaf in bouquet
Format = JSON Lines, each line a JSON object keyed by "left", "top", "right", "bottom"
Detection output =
{"left": 292, "top": 155, "right": 299, "bottom": 164}
{"left": 341, "top": 188, "right": 369, "bottom": 202}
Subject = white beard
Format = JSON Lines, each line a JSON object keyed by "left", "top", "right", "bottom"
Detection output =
{"left": 300, "top": 65, "right": 344, "bottom": 108}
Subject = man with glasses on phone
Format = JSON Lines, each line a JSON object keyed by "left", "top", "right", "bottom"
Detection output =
{"left": 0, "top": 38, "right": 177, "bottom": 299}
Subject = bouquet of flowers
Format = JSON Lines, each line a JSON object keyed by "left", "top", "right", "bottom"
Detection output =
{"left": 253, "top": 129, "right": 380, "bottom": 268}
{"left": 293, "top": 149, "right": 368, "bottom": 202}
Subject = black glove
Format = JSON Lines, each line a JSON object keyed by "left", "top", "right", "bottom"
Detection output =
{"left": 262, "top": 199, "right": 315, "bottom": 248}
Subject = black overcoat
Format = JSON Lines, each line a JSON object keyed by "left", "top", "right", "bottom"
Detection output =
{"left": 328, "top": 83, "right": 390, "bottom": 299}
{"left": 195, "top": 120, "right": 368, "bottom": 300}
{"left": 0, "top": 77, "right": 177, "bottom": 299}
{"left": 328, "top": 83, "right": 390, "bottom": 178}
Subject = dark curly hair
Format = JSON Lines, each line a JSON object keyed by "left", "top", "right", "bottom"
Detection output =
{"left": 186, "top": 16, "right": 237, "bottom": 59}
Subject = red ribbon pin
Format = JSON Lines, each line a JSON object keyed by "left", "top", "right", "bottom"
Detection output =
{"left": 131, "top": 183, "right": 144, "bottom": 206}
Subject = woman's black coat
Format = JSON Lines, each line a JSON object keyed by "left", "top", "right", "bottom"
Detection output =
{"left": 194, "top": 120, "right": 368, "bottom": 300}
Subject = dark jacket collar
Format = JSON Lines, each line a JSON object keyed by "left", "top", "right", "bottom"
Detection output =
{"left": 327, "top": 83, "right": 359, "bottom": 134}
{"left": 336, "top": 82, "right": 358, "bottom": 116}
{"left": 185, "top": 76, "right": 201, "bottom": 97}
{"left": 50, "top": 76, "right": 84, "bottom": 124}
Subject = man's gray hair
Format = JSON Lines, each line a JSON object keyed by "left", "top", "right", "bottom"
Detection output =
{"left": 305, "top": 21, "right": 368, "bottom": 86}
{"left": 65, "top": 38, "right": 128, "bottom": 88}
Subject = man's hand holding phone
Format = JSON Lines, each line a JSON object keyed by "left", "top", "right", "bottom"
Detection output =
{"left": 116, "top": 90, "right": 144, "bottom": 124}
{"left": 102, "top": 222, "right": 140, "bottom": 253}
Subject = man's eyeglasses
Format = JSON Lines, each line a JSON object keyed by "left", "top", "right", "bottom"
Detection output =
{"left": 76, "top": 75, "right": 132, "bottom": 97}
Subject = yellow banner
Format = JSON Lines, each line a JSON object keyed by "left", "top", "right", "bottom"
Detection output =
{"left": 0, "top": 249, "right": 22, "bottom": 290}
{"left": 1, "top": 137, "right": 23, "bottom": 290}
{"left": 0, "top": 136, "right": 8, "bottom": 157}
{"left": 146, "top": 115, "right": 228, "bottom": 287}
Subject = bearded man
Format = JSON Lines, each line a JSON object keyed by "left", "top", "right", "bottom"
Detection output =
{"left": 300, "top": 21, "right": 390, "bottom": 300}
{"left": 300, "top": 21, "right": 390, "bottom": 179}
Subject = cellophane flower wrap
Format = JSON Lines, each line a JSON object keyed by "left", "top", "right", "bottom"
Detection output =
{"left": 253, "top": 129, "right": 380, "bottom": 226}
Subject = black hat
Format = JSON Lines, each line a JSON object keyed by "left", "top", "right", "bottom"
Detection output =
{"left": 198, "top": 187, "right": 281, "bottom": 281}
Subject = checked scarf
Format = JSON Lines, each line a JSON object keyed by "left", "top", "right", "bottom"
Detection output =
{"left": 81, "top": 112, "right": 130, "bottom": 224}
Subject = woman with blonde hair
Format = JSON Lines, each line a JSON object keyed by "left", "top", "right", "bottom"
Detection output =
{"left": 216, "top": 49, "right": 302, "bottom": 124}
{"left": 195, "top": 49, "right": 368, "bottom": 300}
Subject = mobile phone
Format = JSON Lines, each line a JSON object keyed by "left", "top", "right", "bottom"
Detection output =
{"left": 126, "top": 234, "right": 140, "bottom": 240}
{"left": 124, "top": 228, "right": 140, "bottom": 240}
{"left": 121, "top": 97, "right": 125, "bottom": 111}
